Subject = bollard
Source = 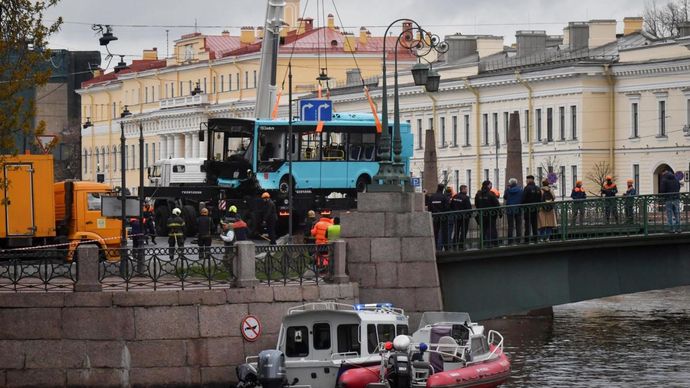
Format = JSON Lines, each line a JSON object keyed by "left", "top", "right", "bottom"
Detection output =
{"left": 235, "top": 241, "right": 258, "bottom": 287}
{"left": 332, "top": 240, "right": 349, "bottom": 284}
{"left": 75, "top": 245, "right": 103, "bottom": 292}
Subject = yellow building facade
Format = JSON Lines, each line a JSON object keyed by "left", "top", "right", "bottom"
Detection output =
{"left": 78, "top": 6, "right": 414, "bottom": 193}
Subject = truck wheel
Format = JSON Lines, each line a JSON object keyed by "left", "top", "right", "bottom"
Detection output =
{"left": 155, "top": 205, "right": 169, "bottom": 236}
{"left": 183, "top": 205, "right": 198, "bottom": 237}
{"left": 356, "top": 175, "right": 371, "bottom": 193}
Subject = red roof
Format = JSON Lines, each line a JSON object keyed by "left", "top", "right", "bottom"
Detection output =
{"left": 205, "top": 35, "right": 243, "bottom": 57}
{"left": 81, "top": 59, "right": 167, "bottom": 88}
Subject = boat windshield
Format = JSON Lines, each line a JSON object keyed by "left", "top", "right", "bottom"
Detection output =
{"left": 417, "top": 312, "right": 471, "bottom": 331}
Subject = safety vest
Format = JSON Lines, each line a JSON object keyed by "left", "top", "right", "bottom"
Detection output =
{"left": 326, "top": 224, "right": 341, "bottom": 240}
{"left": 167, "top": 216, "right": 185, "bottom": 237}
{"left": 311, "top": 218, "right": 333, "bottom": 244}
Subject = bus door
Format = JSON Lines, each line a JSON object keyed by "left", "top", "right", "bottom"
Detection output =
{"left": 298, "top": 131, "right": 321, "bottom": 189}
{"left": 320, "top": 131, "right": 347, "bottom": 188}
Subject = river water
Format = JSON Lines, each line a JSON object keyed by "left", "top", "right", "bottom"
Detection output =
{"left": 486, "top": 286, "right": 690, "bottom": 387}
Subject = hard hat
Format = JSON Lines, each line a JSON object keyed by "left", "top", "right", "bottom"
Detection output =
{"left": 172, "top": 208, "right": 182, "bottom": 216}
{"left": 307, "top": 210, "right": 316, "bottom": 218}
{"left": 228, "top": 205, "right": 238, "bottom": 213}
{"left": 627, "top": 178, "right": 634, "bottom": 184}
{"left": 129, "top": 218, "right": 138, "bottom": 223}
{"left": 605, "top": 175, "right": 613, "bottom": 180}
{"left": 200, "top": 208, "right": 209, "bottom": 215}
{"left": 576, "top": 180, "right": 583, "bottom": 185}
{"left": 261, "top": 192, "right": 270, "bottom": 199}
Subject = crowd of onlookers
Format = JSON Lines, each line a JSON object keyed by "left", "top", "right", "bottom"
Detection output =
{"left": 427, "top": 169, "right": 684, "bottom": 250}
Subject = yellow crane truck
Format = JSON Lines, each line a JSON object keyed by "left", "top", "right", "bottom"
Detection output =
{"left": 0, "top": 154, "right": 122, "bottom": 260}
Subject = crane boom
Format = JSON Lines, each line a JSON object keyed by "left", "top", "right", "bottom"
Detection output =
{"left": 254, "top": 0, "right": 286, "bottom": 119}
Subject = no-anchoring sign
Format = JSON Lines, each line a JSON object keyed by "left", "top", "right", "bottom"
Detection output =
{"left": 241, "top": 315, "right": 262, "bottom": 342}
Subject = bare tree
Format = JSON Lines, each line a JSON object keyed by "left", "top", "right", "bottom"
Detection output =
{"left": 585, "top": 161, "right": 615, "bottom": 197}
{"left": 644, "top": 0, "right": 690, "bottom": 38}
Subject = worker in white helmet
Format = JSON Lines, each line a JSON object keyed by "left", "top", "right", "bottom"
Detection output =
{"left": 167, "top": 208, "right": 185, "bottom": 259}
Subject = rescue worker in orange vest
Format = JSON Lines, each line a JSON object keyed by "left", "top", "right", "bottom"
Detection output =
{"left": 601, "top": 175, "right": 619, "bottom": 224}
{"left": 142, "top": 201, "right": 156, "bottom": 245}
{"left": 570, "top": 180, "right": 587, "bottom": 226}
{"left": 310, "top": 212, "right": 334, "bottom": 268}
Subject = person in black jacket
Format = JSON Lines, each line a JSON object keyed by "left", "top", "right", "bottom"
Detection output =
{"left": 475, "top": 180, "right": 500, "bottom": 247}
{"left": 261, "top": 192, "right": 278, "bottom": 244}
{"left": 196, "top": 207, "right": 214, "bottom": 259}
{"left": 521, "top": 175, "right": 542, "bottom": 244}
{"left": 660, "top": 170, "right": 681, "bottom": 233}
{"left": 429, "top": 183, "right": 450, "bottom": 250}
{"left": 450, "top": 185, "right": 472, "bottom": 249}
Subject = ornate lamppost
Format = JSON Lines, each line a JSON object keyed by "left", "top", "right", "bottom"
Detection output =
{"left": 119, "top": 106, "right": 132, "bottom": 247}
{"left": 371, "top": 19, "right": 447, "bottom": 191}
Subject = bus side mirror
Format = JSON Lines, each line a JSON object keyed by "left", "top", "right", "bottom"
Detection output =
{"left": 198, "top": 130, "right": 205, "bottom": 142}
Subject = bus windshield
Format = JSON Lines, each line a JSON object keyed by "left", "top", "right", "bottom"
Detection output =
{"left": 208, "top": 119, "right": 255, "bottom": 164}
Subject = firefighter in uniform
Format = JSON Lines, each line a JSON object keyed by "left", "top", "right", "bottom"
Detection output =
{"left": 167, "top": 208, "right": 185, "bottom": 259}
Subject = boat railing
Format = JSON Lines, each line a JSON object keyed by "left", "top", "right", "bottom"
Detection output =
{"left": 245, "top": 355, "right": 259, "bottom": 364}
{"left": 331, "top": 351, "right": 361, "bottom": 361}
{"left": 412, "top": 342, "right": 468, "bottom": 364}
{"left": 487, "top": 330, "right": 504, "bottom": 358}
{"left": 287, "top": 302, "right": 356, "bottom": 314}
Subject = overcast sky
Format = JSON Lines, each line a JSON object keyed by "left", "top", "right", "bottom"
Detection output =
{"left": 45, "top": 0, "right": 647, "bottom": 69}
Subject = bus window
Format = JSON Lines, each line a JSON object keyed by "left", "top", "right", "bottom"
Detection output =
{"left": 323, "top": 132, "right": 345, "bottom": 160}
{"left": 300, "top": 132, "right": 320, "bottom": 161}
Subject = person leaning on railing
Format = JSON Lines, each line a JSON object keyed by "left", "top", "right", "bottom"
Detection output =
{"left": 601, "top": 176, "right": 619, "bottom": 224}
{"left": 429, "top": 184, "right": 450, "bottom": 250}
{"left": 475, "top": 180, "right": 500, "bottom": 247}
{"left": 503, "top": 178, "right": 523, "bottom": 245}
{"left": 623, "top": 179, "right": 637, "bottom": 224}
{"left": 570, "top": 180, "right": 587, "bottom": 227}
{"left": 450, "top": 185, "right": 472, "bottom": 249}
{"left": 660, "top": 170, "right": 682, "bottom": 233}
{"left": 538, "top": 180, "right": 557, "bottom": 242}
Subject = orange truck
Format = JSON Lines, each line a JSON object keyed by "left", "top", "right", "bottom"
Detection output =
{"left": 0, "top": 154, "right": 122, "bottom": 260}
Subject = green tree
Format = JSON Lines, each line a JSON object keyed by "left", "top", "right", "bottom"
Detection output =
{"left": 0, "top": 0, "right": 62, "bottom": 153}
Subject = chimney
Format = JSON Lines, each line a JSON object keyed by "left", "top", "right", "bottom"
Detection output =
{"left": 679, "top": 21, "right": 690, "bottom": 37}
{"left": 297, "top": 18, "right": 306, "bottom": 35}
{"left": 624, "top": 17, "right": 644, "bottom": 35}
{"left": 563, "top": 26, "right": 570, "bottom": 45}
{"left": 476, "top": 36, "right": 504, "bottom": 58}
{"left": 327, "top": 13, "right": 335, "bottom": 29}
{"left": 402, "top": 21, "right": 413, "bottom": 39}
{"left": 444, "top": 35, "right": 477, "bottom": 63}
{"left": 240, "top": 26, "right": 255, "bottom": 44}
{"left": 546, "top": 35, "right": 563, "bottom": 48}
{"left": 343, "top": 32, "right": 356, "bottom": 52}
{"left": 359, "top": 27, "right": 368, "bottom": 44}
{"left": 221, "top": 30, "right": 230, "bottom": 37}
{"left": 588, "top": 19, "right": 617, "bottom": 48}
{"left": 256, "top": 26, "right": 264, "bottom": 39}
{"left": 142, "top": 47, "right": 158, "bottom": 60}
{"left": 569, "top": 22, "right": 589, "bottom": 51}
{"left": 516, "top": 30, "right": 547, "bottom": 57}
{"left": 92, "top": 68, "right": 103, "bottom": 77}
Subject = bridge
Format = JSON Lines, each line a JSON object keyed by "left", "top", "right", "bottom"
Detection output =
{"left": 432, "top": 193, "right": 690, "bottom": 320}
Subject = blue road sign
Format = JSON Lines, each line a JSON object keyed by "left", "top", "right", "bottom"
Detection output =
{"left": 411, "top": 177, "right": 421, "bottom": 187}
{"left": 299, "top": 99, "right": 332, "bottom": 121}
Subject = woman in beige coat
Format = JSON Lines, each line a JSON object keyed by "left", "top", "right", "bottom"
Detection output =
{"left": 538, "top": 179, "right": 557, "bottom": 241}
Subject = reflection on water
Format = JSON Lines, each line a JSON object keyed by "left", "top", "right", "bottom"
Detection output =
{"left": 486, "top": 286, "right": 690, "bottom": 387}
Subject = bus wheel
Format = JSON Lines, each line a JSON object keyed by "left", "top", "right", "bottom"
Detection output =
{"left": 279, "top": 175, "right": 294, "bottom": 194}
{"left": 356, "top": 175, "right": 371, "bottom": 193}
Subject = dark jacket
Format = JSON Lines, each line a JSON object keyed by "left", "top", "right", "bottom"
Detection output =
{"left": 503, "top": 185, "right": 523, "bottom": 214}
{"left": 262, "top": 199, "right": 277, "bottom": 224}
{"left": 450, "top": 192, "right": 472, "bottom": 211}
{"left": 601, "top": 182, "right": 618, "bottom": 197}
{"left": 623, "top": 187, "right": 637, "bottom": 197}
{"left": 522, "top": 182, "right": 542, "bottom": 204}
{"left": 167, "top": 215, "right": 185, "bottom": 237}
{"left": 571, "top": 187, "right": 587, "bottom": 200}
{"left": 660, "top": 173, "right": 681, "bottom": 199}
{"left": 197, "top": 215, "right": 214, "bottom": 238}
{"left": 428, "top": 191, "right": 449, "bottom": 213}
{"left": 232, "top": 220, "right": 249, "bottom": 241}
{"left": 474, "top": 189, "right": 500, "bottom": 210}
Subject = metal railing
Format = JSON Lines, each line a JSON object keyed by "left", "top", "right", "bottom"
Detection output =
{"left": 255, "top": 244, "right": 333, "bottom": 286}
{"left": 433, "top": 193, "right": 689, "bottom": 254}
{"left": 99, "top": 246, "right": 237, "bottom": 291}
{"left": 0, "top": 249, "right": 77, "bottom": 292}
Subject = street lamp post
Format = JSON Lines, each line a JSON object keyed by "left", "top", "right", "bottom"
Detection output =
{"left": 371, "top": 19, "right": 448, "bottom": 191}
{"left": 139, "top": 123, "right": 144, "bottom": 231}
{"left": 120, "top": 106, "right": 132, "bottom": 248}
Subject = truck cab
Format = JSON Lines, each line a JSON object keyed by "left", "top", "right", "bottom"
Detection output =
{"left": 148, "top": 158, "right": 206, "bottom": 187}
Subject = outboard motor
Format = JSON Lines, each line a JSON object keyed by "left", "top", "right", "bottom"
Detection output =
{"left": 387, "top": 352, "right": 411, "bottom": 388}
{"left": 257, "top": 349, "right": 287, "bottom": 388}
{"left": 236, "top": 363, "right": 258, "bottom": 388}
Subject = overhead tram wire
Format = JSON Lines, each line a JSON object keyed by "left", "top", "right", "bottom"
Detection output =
{"left": 330, "top": 0, "right": 365, "bottom": 88}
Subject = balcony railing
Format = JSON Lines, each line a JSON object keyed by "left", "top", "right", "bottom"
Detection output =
{"left": 159, "top": 93, "right": 209, "bottom": 109}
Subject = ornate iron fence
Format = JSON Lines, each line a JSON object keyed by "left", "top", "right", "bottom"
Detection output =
{"left": 433, "top": 193, "right": 690, "bottom": 254}
{"left": 99, "top": 246, "right": 237, "bottom": 291}
{"left": 255, "top": 244, "right": 333, "bottom": 285}
{"left": 0, "top": 249, "right": 76, "bottom": 292}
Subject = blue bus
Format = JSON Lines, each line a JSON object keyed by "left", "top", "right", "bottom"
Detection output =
{"left": 204, "top": 113, "right": 413, "bottom": 195}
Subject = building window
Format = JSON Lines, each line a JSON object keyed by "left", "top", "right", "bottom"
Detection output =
{"left": 203, "top": 77, "right": 207, "bottom": 93}
{"left": 454, "top": 170, "right": 460, "bottom": 191}
{"left": 503, "top": 112, "right": 509, "bottom": 144}
{"left": 559, "top": 107, "right": 565, "bottom": 140}
{"left": 524, "top": 109, "right": 530, "bottom": 143}
{"left": 152, "top": 143, "right": 156, "bottom": 164}
{"left": 440, "top": 117, "right": 446, "bottom": 148}
{"left": 560, "top": 166, "right": 566, "bottom": 199}
{"left": 220, "top": 75, "right": 224, "bottom": 92}
{"left": 466, "top": 169, "right": 472, "bottom": 194}
{"left": 546, "top": 107, "right": 553, "bottom": 142}
{"left": 245, "top": 71, "right": 249, "bottom": 89}
{"left": 416, "top": 118, "right": 423, "bottom": 149}
{"left": 131, "top": 145, "right": 135, "bottom": 170}
{"left": 537, "top": 166, "right": 543, "bottom": 184}
{"left": 536, "top": 108, "right": 542, "bottom": 141}
{"left": 631, "top": 102, "right": 639, "bottom": 138}
{"left": 184, "top": 44, "right": 193, "bottom": 61}
{"left": 463, "top": 114, "right": 470, "bottom": 146}
{"left": 494, "top": 168, "right": 499, "bottom": 187}
{"left": 570, "top": 105, "right": 577, "bottom": 140}
{"left": 83, "top": 151, "right": 88, "bottom": 174}
{"left": 188, "top": 80, "right": 192, "bottom": 95}
{"left": 482, "top": 113, "right": 489, "bottom": 145}
{"left": 165, "top": 84, "right": 169, "bottom": 99}
{"left": 253, "top": 70, "right": 257, "bottom": 88}
{"left": 212, "top": 76, "right": 217, "bottom": 93}
{"left": 171, "top": 83, "right": 174, "bottom": 97}
{"left": 484, "top": 169, "right": 489, "bottom": 182}
{"left": 658, "top": 100, "right": 666, "bottom": 137}
{"left": 113, "top": 146, "right": 117, "bottom": 172}
{"left": 571, "top": 165, "right": 577, "bottom": 190}
{"left": 144, "top": 87, "right": 148, "bottom": 103}
{"left": 452, "top": 116, "right": 458, "bottom": 147}
{"left": 228, "top": 74, "right": 232, "bottom": 91}
{"left": 492, "top": 113, "right": 499, "bottom": 147}
{"left": 633, "top": 164, "right": 640, "bottom": 193}
{"left": 686, "top": 98, "right": 690, "bottom": 127}
{"left": 236, "top": 73, "right": 240, "bottom": 90}
{"left": 145, "top": 144, "right": 149, "bottom": 167}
